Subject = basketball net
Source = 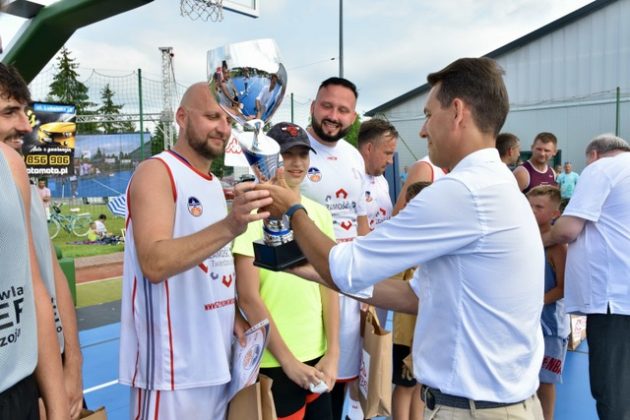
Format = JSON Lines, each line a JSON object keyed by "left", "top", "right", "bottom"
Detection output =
{"left": 180, "top": 0, "right": 224, "bottom": 22}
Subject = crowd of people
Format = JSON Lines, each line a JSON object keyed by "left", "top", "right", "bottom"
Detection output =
{"left": 1, "top": 44, "right": 629, "bottom": 420}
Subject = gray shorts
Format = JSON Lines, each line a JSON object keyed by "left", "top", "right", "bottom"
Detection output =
{"left": 539, "top": 335, "right": 568, "bottom": 384}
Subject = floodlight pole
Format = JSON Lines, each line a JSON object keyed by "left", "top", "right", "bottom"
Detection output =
{"left": 339, "top": 0, "right": 344, "bottom": 78}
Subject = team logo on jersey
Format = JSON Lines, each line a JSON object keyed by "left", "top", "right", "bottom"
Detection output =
{"left": 335, "top": 188, "right": 348, "bottom": 199}
{"left": 187, "top": 196, "right": 203, "bottom": 217}
{"left": 365, "top": 191, "right": 373, "bottom": 202}
{"left": 222, "top": 274, "right": 234, "bottom": 288}
{"left": 340, "top": 220, "right": 353, "bottom": 231}
{"left": 307, "top": 167, "right": 322, "bottom": 182}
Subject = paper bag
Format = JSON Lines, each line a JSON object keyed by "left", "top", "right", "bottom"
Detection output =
{"left": 228, "top": 374, "right": 277, "bottom": 420}
{"left": 568, "top": 315, "right": 587, "bottom": 351}
{"left": 358, "top": 306, "right": 392, "bottom": 418}
{"left": 80, "top": 407, "right": 107, "bottom": 420}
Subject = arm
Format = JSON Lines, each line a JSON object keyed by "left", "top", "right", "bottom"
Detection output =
{"left": 50, "top": 245, "right": 83, "bottom": 420}
{"left": 544, "top": 244, "right": 567, "bottom": 305}
{"left": 130, "top": 159, "right": 271, "bottom": 282}
{"left": 6, "top": 148, "right": 68, "bottom": 419}
{"left": 288, "top": 264, "right": 418, "bottom": 315}
{"left": 234, "top": 255, "right": 324, "bottom": 389}
{"left": 393, "top": 160, "right": 433, "bottom": 215}
{"left": 512, "top": 165, "right": 530, "bottom": 191}
{"left": 357, "top": 215, "right": 370, "bottom": 236}
{"left": 314, "top": 285, "right": 339, "bottom": 390}
{"left": 543, "top": 215, "right": 586, "bottom": 247}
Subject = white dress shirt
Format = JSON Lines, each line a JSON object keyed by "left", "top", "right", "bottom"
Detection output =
{"left": 562, "top": 152, "right": 630, "bottom": 315}
{"left": 329, "top": 148, "right": 544, "bottom": 402}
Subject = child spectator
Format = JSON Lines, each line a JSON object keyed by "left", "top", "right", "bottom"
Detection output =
{"left": 526, "top": 185, "right": 570, "bottom": 420}
{"left": 94, "top": 214, "right": 108, "bottom": 238}
{"left": 392, "top": 180, "right": 431, "bottom": 420}
{"left": 87, "top": 222, "right": 98, "bottom": 242}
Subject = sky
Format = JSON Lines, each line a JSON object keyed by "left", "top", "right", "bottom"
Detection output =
{"left": 0, "top": 0, "right": 593, "bottom": 127}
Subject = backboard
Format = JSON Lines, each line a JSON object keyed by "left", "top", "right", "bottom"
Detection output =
{"left": 223, "top": 0, "right": 259, "bottom": 18}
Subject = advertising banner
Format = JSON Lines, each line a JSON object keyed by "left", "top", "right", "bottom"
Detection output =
{"left": 23, "top": 102, "right": 77, "bottom": 178}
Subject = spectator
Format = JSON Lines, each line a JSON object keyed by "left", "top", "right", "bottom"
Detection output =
{"left": 556, "top": 162, "right": 579, "bottom": 209}
{"left": 94, "top": 214, "right": 108, "bottom": 238}
{"left": 526, "top": 186, "right": 570, "bottom": 420}
{"left": 514, "top": 132, "right": 558, "bottom": 193}
{"left": 36, "top": 177, "right": 51, "bottom": 220}
{"left": 495, "top": 132, "right": 521, "bottom": 167}
{"left": 545, "top": 134, "right": 630, "bottom": 420}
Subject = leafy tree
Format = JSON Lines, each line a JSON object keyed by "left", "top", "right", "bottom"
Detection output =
{"left": 97, "top": 84, "right": 136, "bottom": 133}
{"left": 150, "top": 121, "right": 177, "bottom": 156}
{"left": 344, "top": 114, "right": 362, "bottom": 148}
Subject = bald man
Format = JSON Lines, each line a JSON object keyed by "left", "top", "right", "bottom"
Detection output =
{"left": 118, "top": 82, "right": 272, "bottom": 419}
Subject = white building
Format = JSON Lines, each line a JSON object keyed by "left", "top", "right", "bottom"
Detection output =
{"left": 366, "top": 0, "right": 630, "bottom": 173}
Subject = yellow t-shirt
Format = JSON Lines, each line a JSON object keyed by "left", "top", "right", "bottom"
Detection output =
{"left": 232, "top": 195, "right": 336, "bottom": 368}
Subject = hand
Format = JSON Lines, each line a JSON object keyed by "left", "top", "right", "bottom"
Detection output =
{"left": 63, "top": 363, "right": 84, "bottom": 420}
{"left": 254, "top": 168, "right": 300, "bottom": 218}
{"left": 233, "top": 310, "right": 250, "bottom": 347}
{"left": 314, "top": 353, "right": 338, "bottom": 391}
{"left": 225, "top": 182, "right": 272, "bottom": 236}
{"left": 282, "top": 358, "right": 326, "bottom": 390}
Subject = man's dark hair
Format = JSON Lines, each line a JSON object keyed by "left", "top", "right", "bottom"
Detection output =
{"left": 358, "top": 118, "right": 398, "bottom": 148}
{"left": 427, "top": 57, "right": 508, "bottom": 137}
{"left": 0, "top": 63, "right": 32, "bottom": 103}
{"left": 495, "top": 132, "right": 520, "bottom": 158}
{"left": 98, "top": 214, "right": 107, "bottom": 221}
{"left": 318, "top": 77, "right": 358, "bottom": 99}
{"left": 533, "top": 132, "right": 557, "bottom": 146}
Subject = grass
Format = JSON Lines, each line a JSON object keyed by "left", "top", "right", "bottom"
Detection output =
{"left": 76, "top": 277, "right": 122, "bottom": 308}
{"left": 51, "top": 203, "right": 125, "bottom": 258}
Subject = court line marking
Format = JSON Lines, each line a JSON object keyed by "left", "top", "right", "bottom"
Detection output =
{"left": 84, "top": 379, "right": 119, "bottom": 394}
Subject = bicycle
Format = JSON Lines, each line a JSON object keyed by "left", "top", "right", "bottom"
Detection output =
{"left": 48, "top": 203, "right": 92, "bottom": 240}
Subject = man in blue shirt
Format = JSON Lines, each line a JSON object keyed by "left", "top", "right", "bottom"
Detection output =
{"left": 556, "top": 161, "right": 579, "bottom": 209}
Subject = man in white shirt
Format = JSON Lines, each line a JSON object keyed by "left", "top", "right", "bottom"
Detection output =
{"left": 260, "top": 57, "right": 545, "bottom": 419}
{"left": 300, "top": 77, "right": 366, "bottom": 419}
{"left": 545, "top": 134, "right": 630, "bottom": 420}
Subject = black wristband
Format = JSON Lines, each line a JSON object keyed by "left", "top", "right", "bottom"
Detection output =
{"left": 285, "top": 203, "right": 307, "bottom": 226}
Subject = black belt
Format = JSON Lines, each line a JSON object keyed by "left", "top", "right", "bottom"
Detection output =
{"left": 421, "top": 385, "right": 525, "bottom": 410}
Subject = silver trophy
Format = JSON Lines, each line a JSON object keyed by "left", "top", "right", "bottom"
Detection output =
{"left": 208, "top": 39, "right": 305, "bottom": 271}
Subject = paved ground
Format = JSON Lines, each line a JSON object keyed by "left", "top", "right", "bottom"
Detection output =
{"left": 76, "top": 252, "right": 123, "bottom": 283}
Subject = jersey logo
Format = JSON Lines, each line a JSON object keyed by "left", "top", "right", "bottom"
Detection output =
{"left": 379, "top": 208, "right": 387, "bottom": 216}
{"left": 307, "top": 167, "right": 322, "bottom": 182}
{"left": 210, "top": 272, "right": 219, "bottom": 280}
{"left": 340, "top": 220, "right": 352, "bottom": 231}
{"left": 187, "top": 196, "right": 203, "bottom": 217}
{"left": 365, "top": 191, "right": 373, "bottom": 202}
{"left": 327, "top": 156, "right": 338, "bottom": 161}
{"left": 336, "top": 188, "right": 348, "bottom": 199}
{"left": 222, "top": 274, "right": 234, "bottom": 288}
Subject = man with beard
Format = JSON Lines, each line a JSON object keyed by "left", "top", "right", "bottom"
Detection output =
{"left": 513, "top": 132, "right": 558, "bottom": 193}
{"left": 118, "top": 82, "right": 272, "bottom": 419}
{"left": 300, "top": 77, "right": 367, "bottom": 419}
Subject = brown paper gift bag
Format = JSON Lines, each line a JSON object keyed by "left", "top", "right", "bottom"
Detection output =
{"left": 79, "top": 407, "right": 107, "bottom": 420}
{"left": 228, "top": 374, "right": 277, "bottom": 420}
{"left": 358, "top": 306, "right": 392, "bottom": 418}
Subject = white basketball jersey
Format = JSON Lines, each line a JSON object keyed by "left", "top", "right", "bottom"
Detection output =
{"left": 301, "top": 135, "right": 366, "bottom": 242}
{"left": 119, "top": 151, "right": 235, "bottom": 390}
{"left": 361, "top": 174, "right": 392, "bottom": 231}
{"left": 301, "top": 134, "right": 366, "bottom": 379}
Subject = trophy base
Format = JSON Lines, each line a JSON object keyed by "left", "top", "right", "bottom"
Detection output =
{"left": 253, "top": 239, "right": 306, "bottom": 271}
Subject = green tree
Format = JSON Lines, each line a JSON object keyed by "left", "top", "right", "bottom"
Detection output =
{"left": 47, "top": 47, "right": 98, "bottom": 133}
{"left": 97, "top": 84, "right": 136, "bottom": 133}
{"left": 150, "top": 121, "right": 176, "bottom": 156}
{"left": 344, "top": 114, "right": 362, "bottom": 148}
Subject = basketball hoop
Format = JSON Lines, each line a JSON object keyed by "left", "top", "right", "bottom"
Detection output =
{"left": 180, "top": 0, "right": 224, "bottom": 22}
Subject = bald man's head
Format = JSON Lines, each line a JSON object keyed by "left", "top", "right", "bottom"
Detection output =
{"left": 175, "top": 82, "right": 231, "bottom": 161}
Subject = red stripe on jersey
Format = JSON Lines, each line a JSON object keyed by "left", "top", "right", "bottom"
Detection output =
{"left": 134, "top": 388, "right": 142, "bottom": 420}
{"left": 165, "top": 280, "right": 175, "bottom": 390}
{"left": 166, "top": 150, "right": 214, "bottom": 181}
{"left": 153, "top": 157, "right": 178, "bottom": 202}
{"left": 153, "top": 391, "right": 161, "bottom": 420}
{"left": 198, "top": 262, "right": 208, "bottom": 273}
{"left": 125, "top": 187, "right": 132, "bottom": 228}
{"left": 131, "top": 276, "right": 139, "bottom": 387}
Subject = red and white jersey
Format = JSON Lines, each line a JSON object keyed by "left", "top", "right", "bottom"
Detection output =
{"left": 360, "top": 174, "right": 392, "bottom": 231}
{"left": 301, "top": 134, "right": 366, "bottom": 243}
{"left": 119, "top": 150, "right": 236, "bottom": 391}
